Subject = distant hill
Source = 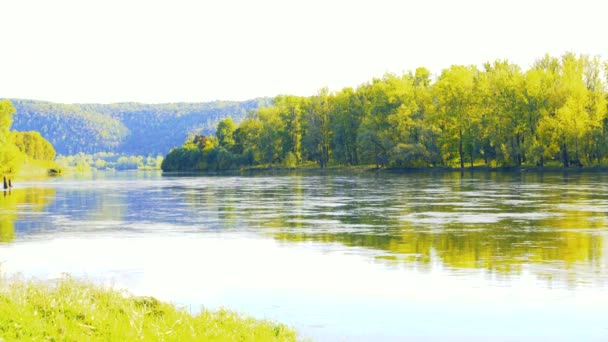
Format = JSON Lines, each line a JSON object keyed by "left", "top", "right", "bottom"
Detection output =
{"left": 9, "top": 98, "right": 271, "bottom": 156}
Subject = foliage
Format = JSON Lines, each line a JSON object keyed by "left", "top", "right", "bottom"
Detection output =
{"left": 161, "top": 144, "right": 204, "bottom": 172}
{"left": 163, "top": 53, "right": 608, "bottom": 171}
{"left": 283, "top": 152, "right": 297, "bottom": 169}
{"left": 0, "top": 276, "right": 296, "bottom": 341}
{"left": 0, "top": 100, "right": 21, "bottom": 176}
{"left": 12, "top": 131, "right": 56, "bottom": 161}
{"left": 216, "top": 117, "right": 237, "bottom": 149}
{"left": 55, "top": 152, "right": 164, "bottom": 171}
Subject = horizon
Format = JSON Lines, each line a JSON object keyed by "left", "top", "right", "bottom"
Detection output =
{"left": 2, "top": 0, "right": 607, "bottom": 104}
{"left": 4, "top": 96, "right": 271, "bottom": 105}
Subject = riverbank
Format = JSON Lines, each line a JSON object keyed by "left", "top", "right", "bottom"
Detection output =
{"left": 162, "top": 163, "right": 608, "bottom": 177}
{"left": 12, "top": 158, "right": 62, "bottom": 180}
{"left": 0, "top": 276, "right": 296, "bottom": 341}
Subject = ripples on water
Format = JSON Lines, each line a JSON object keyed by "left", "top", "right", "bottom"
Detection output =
{"left": 1, "top": 171, "right": 608, "bottom": 340}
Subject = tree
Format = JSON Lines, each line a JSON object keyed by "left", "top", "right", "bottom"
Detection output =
{"left": 0, "top": 100, "right": 21, "bottom": 177}
{"left": 12, "top": 131, "right": 57, "bottom": 161}
{"left": 257, "top": 106, "right": 285, "bottom": 164}
{"left": 580, "top": 55, "right": 606, "bottom": 164}
{"left": 303, "top": 89, "right": 332, "bottom": 168}
{"left": 355, "top": 73, "right": 432, "bottom": 168}
{"left": 530, "top": 53, "right": 607, "bottom": 167}
{"left": 216, "top": 118, "right": 236, "bottom": 149}
{"left": 233, "top": 117, "right": 264, "bottom": 165}
{"left": 330, "top": 87, "right": 363, "bottom": 165}
{"left": 276, "top": 95, "right": 304, "bottom": 164}
{"left": 412, "top": 67, "right": 441, "bottom": 166}
{"left": 432, "top": 65, "right": 480, "bottom": 169}
{"left": 477, "top": 60, "right": 527, "bottom": 166}
{"left": 522, "top": 56, "right": 561, "bottom": 166}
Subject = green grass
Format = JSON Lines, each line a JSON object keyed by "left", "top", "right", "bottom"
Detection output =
{"left": 0, "top": 276, "right": 297, "bottom": 342}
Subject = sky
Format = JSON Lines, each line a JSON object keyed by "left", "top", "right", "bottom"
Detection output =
{"left": 1, "top": 0, "right": 607, "bottom": 104}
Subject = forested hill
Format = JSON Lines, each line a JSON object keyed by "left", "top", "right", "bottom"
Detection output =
{"left": 9, "top": 98, "right": 271, "bottom": 156}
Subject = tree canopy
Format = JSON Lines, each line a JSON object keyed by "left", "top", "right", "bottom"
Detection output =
{"left": 162, "top": 53, "right": 608, "bottom": 171}
{"left": 0, "top": 100, "right": 21, "bottom": 176}
{"left": 12, "top": 131, "right": 56, "bottom": 161}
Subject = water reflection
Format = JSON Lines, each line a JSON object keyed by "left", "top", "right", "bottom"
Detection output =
{"left": 2, "top": 172, "right": 608, "bottom": 286}
{"left": 0, "top": 187, "right": 55, "bottom": 242}
{"left": 174, "top": 172, "right": 608, "bottom": 285}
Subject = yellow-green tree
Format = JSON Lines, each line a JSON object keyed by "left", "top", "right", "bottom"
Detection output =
{"left": 275, "top": 96, "right": 304, "bottom": 164}
{"left": 233, "top": 116, "right": 264, "bottom": 164}
{"left": 356, "top": 76, "right": 402, "bottom": 167}
{"left": 216, "top": 117, "right": 236, "bottom": 149}
{"left": 356, "top": 74, "right": 426, "bottom": 167}
{"left": 477, "top": 61, "right": 527, "bottom": 166}
{"left": 303, "top": 89, "right": 332, "bottom": 168}
{"left": 580, "top": 56, "right": 607, "bottom": 163}
{"left": 533, "top": 53, "right": 607, "bottom": 167}
{"left": 330, "top": 87, "right": 364, "bottom": 165}
{"left": 522, "top": 56, "right": 561, "bottom": 166}
{"left": 0, "top": 100, "right": 22, "bottom": 177}
{"left": 257, "top": 106, "right": 285, "bottom": 164}
{"left": 432, "top": 65, "right": 480, "bottom": 168}
{"left": 12, "top": 131, "right": 57, "bottom": 161}
{"left": 556, "top": 53, "right": 589, "bottom": 166}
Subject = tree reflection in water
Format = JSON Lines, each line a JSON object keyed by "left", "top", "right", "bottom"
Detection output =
{"left": 0, "top": 187, "right": 55, "bottom": 243}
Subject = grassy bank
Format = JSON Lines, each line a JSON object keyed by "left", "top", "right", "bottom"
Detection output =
{"left": 0, "top": 276, "right": 296, "bottom": 341}
{"left": 14, "top": 158, "right": 62, "bottom": 179}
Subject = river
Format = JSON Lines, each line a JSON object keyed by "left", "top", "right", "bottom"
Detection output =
{"left": 1, "top": 171, "right": 607, "bottom": 341}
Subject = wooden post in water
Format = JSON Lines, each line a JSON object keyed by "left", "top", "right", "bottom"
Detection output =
{"left": 3, "top": 176, "right": 7, "bottom": 190}
{"left": 8, "top": 178, "right": 12, "bottom": 188}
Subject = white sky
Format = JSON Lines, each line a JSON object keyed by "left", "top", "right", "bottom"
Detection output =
{"left": 1, "top": 0, "right": 606, "bottom": 104}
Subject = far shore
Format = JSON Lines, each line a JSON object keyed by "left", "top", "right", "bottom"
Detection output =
{"left": 160, "top": 164, "right": 608, "bottom": 176}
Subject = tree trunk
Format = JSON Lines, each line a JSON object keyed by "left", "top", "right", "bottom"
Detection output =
{"left": 521, "top": 135, "right": 526, "bottom": 164}
{"left": 562, "top": 143, "right": 569, "bottom": 167}
{"left": 540, "top": 155, "right": 544, "bottom": 168}
{"left": 516, "top": 133, "right": 522, "bottom": 166}
{"left": 459, "top": 129, "right": 464, "bottom": 169}
{"left": 470, "top": 137, "right": 474, "bottom": 168}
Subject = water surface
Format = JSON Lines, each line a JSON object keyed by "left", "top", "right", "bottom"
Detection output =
{"left": 1, "top": 171, "right": 608, "bottom": 341}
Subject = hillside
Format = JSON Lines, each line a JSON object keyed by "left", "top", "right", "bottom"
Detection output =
{"left": 10, "top": 98, "right": 271, "bottom": 156}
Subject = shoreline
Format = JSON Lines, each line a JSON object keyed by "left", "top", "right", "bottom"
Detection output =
{"left": 161, "top": 164, "right": 608, "bottom": 176}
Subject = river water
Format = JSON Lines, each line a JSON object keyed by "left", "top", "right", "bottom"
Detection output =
{"left": 1, "top": 171, "right": 607, "bottom": 341}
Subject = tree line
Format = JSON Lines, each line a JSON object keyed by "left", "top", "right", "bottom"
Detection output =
{"left": 162, "top": 53, "right": 608, "bottom": 171}
{"left": 55, "top": 152, "right": 163, "bottom": 172}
